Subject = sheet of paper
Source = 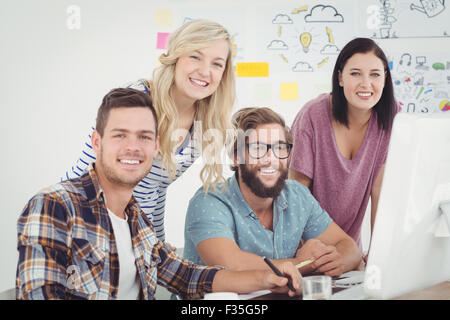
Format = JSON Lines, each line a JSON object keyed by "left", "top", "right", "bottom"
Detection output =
{"left": 334, "top": 270, "right": 365, "bottom": 285}
{"left": 238, "top": 290, "right": 271, "bottom": 300}
{"left": 331, "top": 284, "right": 368, "bottom": 300}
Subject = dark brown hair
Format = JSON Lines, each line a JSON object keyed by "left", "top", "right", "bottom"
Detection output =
{"left": 229, "top": 107, "right": 292, "bottom": 171}
{"left": 96, "top": 88, "right": 158, "bottom": 137}
{"left": 331, "top": 38, "right": 396, "bottom": 131}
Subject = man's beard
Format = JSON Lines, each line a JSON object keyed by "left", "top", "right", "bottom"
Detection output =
{"left": 239, "top": 164, "right": 287, "bottom": 199}
{"left": 99, "top": 149, "right": 149, "bottom": 188}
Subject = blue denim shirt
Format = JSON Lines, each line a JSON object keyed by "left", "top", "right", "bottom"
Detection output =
{"left": 183, "top": 174, "right": 332, "bottom": 265}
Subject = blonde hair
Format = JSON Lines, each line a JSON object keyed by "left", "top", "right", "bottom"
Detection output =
{"left": 149, "top": 19, "right": 235, "bottom": 192}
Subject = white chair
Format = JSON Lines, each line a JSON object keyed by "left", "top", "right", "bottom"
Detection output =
{"left": 0, "top": 288, "right": 15, "bottom": 300}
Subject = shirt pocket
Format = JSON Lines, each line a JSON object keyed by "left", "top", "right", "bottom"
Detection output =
{"left": 67, "top": 238, "right": 106, "bottom": 299}
{"left": 144, "top": 247, "right": 159, "bottom": 279}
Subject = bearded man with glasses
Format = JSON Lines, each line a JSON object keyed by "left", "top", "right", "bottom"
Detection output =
{"left": 183, "top": 107, "right": 361, "bottom": 278}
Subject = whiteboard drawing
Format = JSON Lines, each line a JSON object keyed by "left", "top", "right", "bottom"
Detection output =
{"left": 410, "top": 0, "right": 445, "bottom": 17}
{"left": 267, "top": 39, "right": 289, "bottom": 50}
{"left": 265, "top": 3, "right": 352, "bottom": 73}
{"left": 299, "top": 32, "right": 312, "bottom": 52}
{"left": 326, "top": 26, "right": 335, "bottom": 43}
{"left": 272, "top": 14, "right": 293, "bottom": 24}
{"left": 317, "top": 57, "right": 330, "bottom": 68}
{"left": 279, "top": 54, "right": 289, "bottom": 63}
{"left": 229, "top": 33, "right": 243, "bottom": 60}
{"left": 439, "top": 100, "right": 450, "bottom": 111}
{"left": 432, "top": 62, "right": 445, "bottom": 70}
{"left": 292, "top": 61, "right": 314, "bottom": 72}
{"left": 399, "top": 53, "right": 412, "bottom": 66}
{"left": 320, "top": 44, "right": 340, "bottom": 54}
{"left": 291, "top": 6, "right": 309, "bottom": 14}
{"left": 363, "top": 0, "right": 449, "bottom": 38}
{"left": 304, "top": 5, "right": 344, "bottom": 22}
{"left": 416, "top": 56, "right": 429, "bottom": 70}
{"left": 378, "top": 0, "right": 398, "bottom": 38}
{"left": 392, "top": 52, "right": 450, "bottom": 113}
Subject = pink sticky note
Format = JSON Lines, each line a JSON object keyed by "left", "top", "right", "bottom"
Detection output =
{"left": 156, "top": 32, "right": 170, "bottom": 49}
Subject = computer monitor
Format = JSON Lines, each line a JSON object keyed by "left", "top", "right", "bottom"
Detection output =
{"left": 364, "top": 112, "right": 450, "bottom": 299}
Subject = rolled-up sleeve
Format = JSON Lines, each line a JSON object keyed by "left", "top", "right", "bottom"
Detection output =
{"left": 16, "top": 194, "right": 70, "bottom": 300}
{"left": 155, "top": 242, "right": 222, "bottom": 300}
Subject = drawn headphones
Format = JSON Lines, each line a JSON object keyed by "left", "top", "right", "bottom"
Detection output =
{"left": 399, "top": 53, "right": 412, "bottom": 66}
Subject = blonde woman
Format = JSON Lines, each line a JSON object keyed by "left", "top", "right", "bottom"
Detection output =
{"left": 65, "top": 19, "right": 235, "bottom": 241}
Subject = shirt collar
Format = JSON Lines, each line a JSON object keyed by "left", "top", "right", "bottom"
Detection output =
{"left": 82, "top": 162, "right": 138, "bottom": 214}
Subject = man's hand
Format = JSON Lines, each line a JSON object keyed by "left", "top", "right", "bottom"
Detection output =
{"left": 212, "top": 261, "right": 302, "bottom": 296}
{"left": 296, "top": 239, "right": 344, "bottom": 277}
{"left": 261, "top": 261, "right": 302, "bottom": 297}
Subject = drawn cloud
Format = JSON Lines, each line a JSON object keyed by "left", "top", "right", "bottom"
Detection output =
{"left": 267, "top": 40, "right": 289, "bottom": 50}
{"left": 272, "top": 14, "right": 293, "bottom": 24}
{"left": 305, "top": 5, "right": 344, "bottom": 23}
{"left": 320, "top": 44, "right": 340, "bottom": 55}
{"left": 292, "top": 62, "right": 313, "bottom": 72}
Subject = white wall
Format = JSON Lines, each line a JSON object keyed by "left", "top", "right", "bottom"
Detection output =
{"left": 1, "top": 0, "right": 449, "bottom": 292}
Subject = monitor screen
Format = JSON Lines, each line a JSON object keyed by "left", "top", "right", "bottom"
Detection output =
{"left": 364, "top": 112, "right": 450, "bottom": 299}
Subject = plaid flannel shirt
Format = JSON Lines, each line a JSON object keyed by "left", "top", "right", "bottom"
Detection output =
{"left": 16, "top": 163, "right": 220, "bottom": 300}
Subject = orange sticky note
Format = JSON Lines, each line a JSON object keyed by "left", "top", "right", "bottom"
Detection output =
{"left": 280, "top": 83, "right": 299, "bottom": 100}
{"left": 236, "top": 62, "right": 269, "bottom": 77}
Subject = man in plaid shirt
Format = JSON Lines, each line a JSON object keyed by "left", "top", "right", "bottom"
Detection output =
{"left": 16, "top": 88, "right": 301, "bottom": 300}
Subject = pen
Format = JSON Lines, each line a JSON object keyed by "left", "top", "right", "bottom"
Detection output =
{"left": 263, "top": 256, "right": 296, "bottom": 292}
{"left": 295, "top": 259, "right": 314, "bottom": 269}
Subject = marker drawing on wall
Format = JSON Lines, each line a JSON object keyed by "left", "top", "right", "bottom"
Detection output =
{"left": 267, "top": 39, "right": 289, "bottom": 50}
{"left": 279, "top": 54, "right": 289, "bottom": 63}
{"left": 266, "top": 3, "right": 351, "bottom": 74}
{"left": 304, "top": 5, "right": 344, "bottom": 22}
{"left": 363, "top": 0, "right": 449, "bottom": 39}
{"left": 326, "top": 26, "right": 335, "bottom": 43}
{"left": 292, "top": 61, "right": 313, "bottom": 72}
{"left": 291, "top": 6, "right": 309, "bottom": 14}
{"left": 272, "top": 14, "right": 293, "bottom": 24}
{"left": 320, "top": 44, "right": 340, "bottom": 54}
{"left": 377, "top": 0, "right": 397, "bottom": 38}
{"left": 299, "top": 32, "right": 312, "bottom": 52}
{"left": 416, "top": 56, "right": 429, "bottom": 70}
{"left": 317, "top": 57, "right": 329, "bottom": 68}
{"left": 392, "top": 52, "right": 450, "bottom": 113}
{"left": 410, "top": 0, "right": 445, "bottom": 17}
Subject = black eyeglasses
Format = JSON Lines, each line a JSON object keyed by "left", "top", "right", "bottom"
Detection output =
{"left": 246, "top": 142, "right": 293, "bottom": 159}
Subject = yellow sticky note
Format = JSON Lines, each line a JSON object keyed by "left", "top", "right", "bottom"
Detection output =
{"left": 280, "top": 83, "right": 299, "bottom": 100}
{"left": 155, "top": 10, "right": 173, "bottom": 27}
{"left": 236, "top": 62, "right": 269, "bottom": 77}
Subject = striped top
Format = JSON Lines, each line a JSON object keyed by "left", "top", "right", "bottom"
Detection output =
{"left": 64, "top": 80, "right": 200, "bottom": 242}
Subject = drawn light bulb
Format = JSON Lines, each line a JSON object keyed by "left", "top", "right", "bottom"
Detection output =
{"left": 299, "top": 32, "right": 312, "bottom": 53}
